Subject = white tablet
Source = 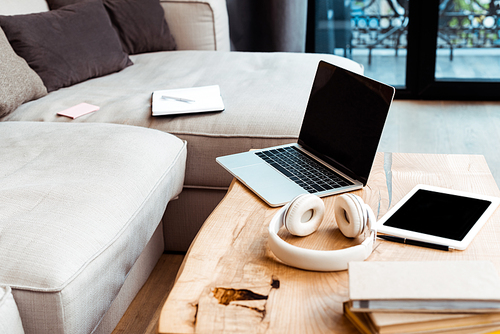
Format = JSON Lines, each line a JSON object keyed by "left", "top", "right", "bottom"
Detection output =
{"left": 376, "top": 184, "right": 500, "bottom": 250}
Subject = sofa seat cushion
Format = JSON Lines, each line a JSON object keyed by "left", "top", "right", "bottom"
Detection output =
{"left": 0, "top": 122, "right": 186, "bottom": 334}
{"left": 1, "top": 50, "right": 362, "bottom": 189}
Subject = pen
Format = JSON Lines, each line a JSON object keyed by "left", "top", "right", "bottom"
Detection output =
{"left": 161, "top": 95, "right": 196, "bottom": 103}
{"left": 378, "top": 235, "right": 450, "bottom": 251}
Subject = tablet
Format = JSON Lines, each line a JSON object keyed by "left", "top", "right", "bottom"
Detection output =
{"left": 376, "top": 184, "right": 500, "bottom": 250}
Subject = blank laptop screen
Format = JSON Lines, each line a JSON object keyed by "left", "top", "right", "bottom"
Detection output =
{"left": 298, "top": 61, "right": 395, "bottom": 185}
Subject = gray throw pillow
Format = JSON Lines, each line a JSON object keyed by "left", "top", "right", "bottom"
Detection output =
{"left": 47, "top": 0, "right": 177, "bottom": 55}
{"left": 0, "top": 26, "right": 47, "bottom": 118}
{"left": 0, "top": 0, "right": 132, "bottom": 92}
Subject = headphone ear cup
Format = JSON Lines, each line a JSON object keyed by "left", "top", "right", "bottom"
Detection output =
{"left": 334, "top": 194, "right": 365, "bottom": 238}
{"left": 284, "top": 194, "right": 325, "bottom": 237}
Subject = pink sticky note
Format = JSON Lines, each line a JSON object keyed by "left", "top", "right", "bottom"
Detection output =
{"left": 57, "top": 103, "right": 99, "bottom": 119}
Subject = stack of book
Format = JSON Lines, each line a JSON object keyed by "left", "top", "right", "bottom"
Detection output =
{"left": 344, "top": 261, "right": 500, "bottom": 334}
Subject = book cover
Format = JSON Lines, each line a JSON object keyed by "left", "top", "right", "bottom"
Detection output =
{"left": 370, "top": 312, "right": 500, "bottom": 334}
{"left": 344, "top": 302, "right": 375, "bottom": 334}
{"left": 344, "top": 302, "right": 500, "bottom": 334}
{"left": 151, "top": 85, "right": 224, "bottom": 116}
{"left": 348, "top": 261, "right": 500, "bottom": 313}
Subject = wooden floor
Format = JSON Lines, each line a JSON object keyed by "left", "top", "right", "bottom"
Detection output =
{"left": 380, "top": 100, "right": 500, "bottom": 186}
{"left": 113, "top": 99, "right": 500, "bottom": 333}
{"left": 111, "top": 254, "right": 184, "bottom": 334}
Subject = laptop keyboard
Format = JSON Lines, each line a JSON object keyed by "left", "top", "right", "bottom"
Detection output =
{"left": 255, "top": 146, "right": 352, "bottom": 194}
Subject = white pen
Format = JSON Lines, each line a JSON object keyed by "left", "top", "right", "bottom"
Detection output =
{"left": 161, "top": 95, "right": 196, "bottom": 103}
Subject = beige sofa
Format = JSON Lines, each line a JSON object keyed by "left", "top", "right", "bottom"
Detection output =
{"left": 0, "top": 0, "right": 363, "bottom": 333}
{"left": 1, "top": 0, "right": 363, "bottom": 252}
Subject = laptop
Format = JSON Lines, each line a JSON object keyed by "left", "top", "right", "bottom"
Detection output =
{"left": 216, "top": 60, "right": 395, "bottom": 207}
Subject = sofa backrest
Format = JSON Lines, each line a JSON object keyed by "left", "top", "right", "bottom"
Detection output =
{"left": 161, "top": 0, "right": 230, "bottom": 51}
{"left": 0, "top": 0, "right": 230, "bottom": 51}
{"left": 0, "top": 0, "right": 49, "bottom": 15}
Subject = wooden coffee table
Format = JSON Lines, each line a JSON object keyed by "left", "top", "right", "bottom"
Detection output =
{"left": 158, "top": 153, "right": 500, "bottom": 333}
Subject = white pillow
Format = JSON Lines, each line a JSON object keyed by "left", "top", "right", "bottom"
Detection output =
{"left": 0, "top": 286, "right": 25, "bottom": 334}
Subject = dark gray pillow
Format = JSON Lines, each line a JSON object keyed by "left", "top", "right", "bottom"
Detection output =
{"left": 0, "top": 0, "right": 132, "bottom": 92}
{"left": 46, "top": 0, "right": 83, "bottom": 8}
{"left": 47, "top": 0, "right": 177, "bottom": 55}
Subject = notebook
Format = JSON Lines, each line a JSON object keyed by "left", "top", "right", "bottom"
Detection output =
{"left": 151, "top": 85, "right": 224, "bottom": 116}
{"left": 216, "top": 60, "right": 395, "bottom": 207}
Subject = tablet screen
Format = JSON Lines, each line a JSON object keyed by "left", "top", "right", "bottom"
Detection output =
{"left": 383, "top": 189, "right": 492, "bottom": 241}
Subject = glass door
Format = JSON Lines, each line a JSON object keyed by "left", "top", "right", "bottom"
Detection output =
{"left": 311, "top": 0, "right": 410, "bottom": 88}
{"left": 436, "top": 0, "right": 500, "bottom": 81}
{"left": 307, "top": 0, "right": 500, "bottom": 100}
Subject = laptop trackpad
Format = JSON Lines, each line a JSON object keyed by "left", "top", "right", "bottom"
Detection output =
{"left": 232, "top": 163, "right": 305, "bottom": 206}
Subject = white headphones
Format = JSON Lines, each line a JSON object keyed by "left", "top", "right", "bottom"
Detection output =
{"left": 268, "top": 193, "right": 377, "bottom": 271}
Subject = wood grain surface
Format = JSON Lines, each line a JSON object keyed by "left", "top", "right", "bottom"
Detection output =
{"left": 158, "top": 153, "right": 500, "bottom": 334}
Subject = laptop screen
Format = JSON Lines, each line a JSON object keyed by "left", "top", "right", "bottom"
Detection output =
{"left": 298, "top": 61, "right": 395, "bottom": 185}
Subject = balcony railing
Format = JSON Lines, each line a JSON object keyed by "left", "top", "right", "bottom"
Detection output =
{"left": 318, "top": 0, "right": 500, "bottom": 64}
{"left": 350, "top": 0, "right": 408, "bottom": 64}
{"left": 439, "top": 1, "right": 500, "bottom": 59}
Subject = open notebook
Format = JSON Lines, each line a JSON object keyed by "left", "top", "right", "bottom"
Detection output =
{"left": 152, "top": 85, "right": 224, "bottom": 116}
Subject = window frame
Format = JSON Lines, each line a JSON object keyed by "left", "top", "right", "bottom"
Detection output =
{"left": 306, "top": 0, "right": 500, "bottom": 100}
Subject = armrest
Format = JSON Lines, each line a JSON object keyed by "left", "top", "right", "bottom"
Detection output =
{"left": 160, "top": 0, "right": 230, "bottom": 51}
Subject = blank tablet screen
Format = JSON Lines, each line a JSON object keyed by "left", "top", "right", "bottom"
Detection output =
{"left": 383, "top": 189, "right": 492, "bottom": 241}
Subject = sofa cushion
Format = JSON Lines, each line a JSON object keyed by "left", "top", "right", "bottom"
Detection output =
{"left": 105, "top": 0, "right": 177, "bottom": 54}
{"left": 0, "top": 27, "right": 46, "bottom": 118}
{"left": 47, "top": 0, "right": 177, "bottom": 54}
{"left": 0, "top": 122, "right": 186, "bottom": 333}
{"left": 0, "top": 51, "right": 363, "bottom": 190}
{"left": 0, "top": 0, "right": 131, "bottom": 92}
{"left": 0, "top": 286, "right": 25, "bottom": 334}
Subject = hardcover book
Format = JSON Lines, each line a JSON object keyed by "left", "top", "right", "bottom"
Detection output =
{"left": 348, "top": 261, "right": 500, "bottom": 313}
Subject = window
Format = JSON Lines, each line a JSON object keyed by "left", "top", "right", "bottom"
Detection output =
{"left": 307, "top": 0, "right": 500, "bottom": 100}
